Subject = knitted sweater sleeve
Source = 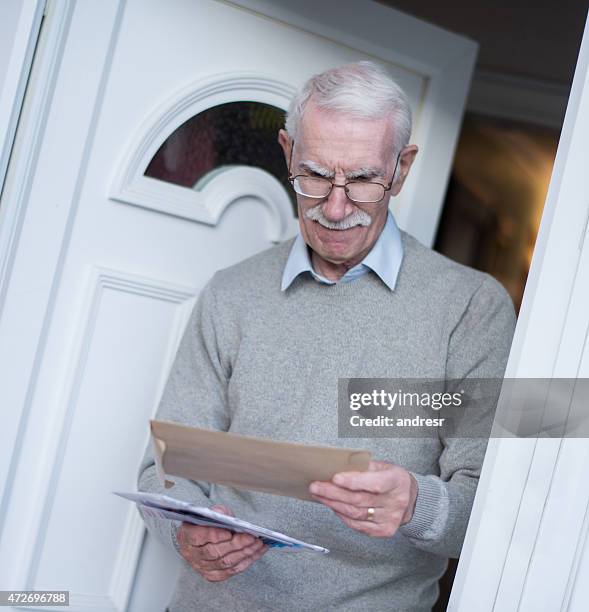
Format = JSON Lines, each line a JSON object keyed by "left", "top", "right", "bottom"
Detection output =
{"left": 136, "top": 277, "right": 231, "bottom": 555}
{"left": 398, "top": 274, "right": 516, "bottom": 558}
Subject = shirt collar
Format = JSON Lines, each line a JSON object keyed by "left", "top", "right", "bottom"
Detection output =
{"left": 281, "top": 211, "right": 403, "bottom": 291}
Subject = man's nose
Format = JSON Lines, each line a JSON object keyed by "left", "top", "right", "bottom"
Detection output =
{"left": 321, "top": 183, "right": 354, "bottom": 221}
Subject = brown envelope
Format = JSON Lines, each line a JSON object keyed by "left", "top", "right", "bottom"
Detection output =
{"left": 150, "top": 420, "right": 372, "bottom": 502}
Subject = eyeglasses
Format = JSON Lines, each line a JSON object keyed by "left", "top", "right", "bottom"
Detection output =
{"left": 287, "top": 140, "right": 401, "bottom": 204}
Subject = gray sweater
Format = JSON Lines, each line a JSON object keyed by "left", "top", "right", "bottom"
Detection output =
{"left": 137, "top": 231, "right": 516, "bottom": 611}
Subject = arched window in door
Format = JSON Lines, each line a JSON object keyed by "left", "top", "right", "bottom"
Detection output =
{"left": 144, "top": 101, "right": 296, "bottom": 215}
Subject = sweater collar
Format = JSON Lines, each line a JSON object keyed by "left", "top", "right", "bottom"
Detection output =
{"left": 281, "top": 211, "right": 403, "bottom": 291}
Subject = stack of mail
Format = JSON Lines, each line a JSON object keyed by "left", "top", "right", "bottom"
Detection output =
{"left": 115, "top": 491, "right": 329, "bottom": 553}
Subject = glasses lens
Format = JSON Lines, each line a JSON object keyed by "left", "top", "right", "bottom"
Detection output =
{"left": 293, "top": 176, "right": 331, "bottom": 198}
{"left": 346, "top": 182, "right": 386, "bottom": 203}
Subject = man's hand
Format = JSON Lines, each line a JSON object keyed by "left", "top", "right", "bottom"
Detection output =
{"left": 309, "top": 461, "right": 418, "bottom": 537}
{"left": 176, "top": 505, "right": 268, "bottom": 582}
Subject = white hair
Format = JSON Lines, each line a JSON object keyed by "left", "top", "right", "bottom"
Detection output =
{"left": 285, "top": 61, "right": 412, "bottom": 159}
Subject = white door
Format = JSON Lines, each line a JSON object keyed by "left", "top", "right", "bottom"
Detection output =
{"left": 0, "top": 1, "right": 476, "bottom": 610}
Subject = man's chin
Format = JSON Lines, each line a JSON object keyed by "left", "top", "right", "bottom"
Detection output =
{"left": 303, "top": 220, "right": 369, "bottom": 263}
{"left": 312, "top": 239, "right": 362, "bottom": 264}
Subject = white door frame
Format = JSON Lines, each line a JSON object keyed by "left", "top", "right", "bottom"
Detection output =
{"left": 0, "top": 0, "right": 45, "bottom": 198}
{"left": 0, "top": 0, "right": 79, "bottom": 541}
{"left": 450, "top": 13, "right": 589, "bottom": 612}
{"left": 0, "top": 0, "right": 46, "bottom": 303}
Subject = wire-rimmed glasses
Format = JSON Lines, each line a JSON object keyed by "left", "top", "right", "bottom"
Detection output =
{"left": 287, "top": 139, "right": 401, "bottom": 204}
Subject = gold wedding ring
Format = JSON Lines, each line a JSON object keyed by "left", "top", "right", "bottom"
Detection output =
{"left": 366, "top": 507, "right": 375, "bottom": 521}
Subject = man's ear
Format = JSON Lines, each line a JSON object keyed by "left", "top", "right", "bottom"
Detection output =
{"left": 391, "top": 145, "right": 418, "bottom": 196}
{"left": 278, "top": 129, "right": 292, "bottom": 165}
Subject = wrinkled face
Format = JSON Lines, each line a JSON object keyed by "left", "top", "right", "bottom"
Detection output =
{"left": 279, "top": 102, "right": 416, "bottom": 269}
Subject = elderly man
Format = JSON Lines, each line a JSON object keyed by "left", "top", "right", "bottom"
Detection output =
{"left": 138, "top": 61, "right": 515, "bottom": 611}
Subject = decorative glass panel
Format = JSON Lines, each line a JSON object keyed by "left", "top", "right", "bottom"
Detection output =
{"left": 144, "top": 101, "right": 296, "bottom": 214}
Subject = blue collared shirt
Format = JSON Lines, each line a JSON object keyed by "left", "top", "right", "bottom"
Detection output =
{"left": 281, "top": 211, "right": 404, "bottom": 291}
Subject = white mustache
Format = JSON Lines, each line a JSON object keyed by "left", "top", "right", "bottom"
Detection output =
{"left": 304, "top": 204, "right": 372, "bottom": 230}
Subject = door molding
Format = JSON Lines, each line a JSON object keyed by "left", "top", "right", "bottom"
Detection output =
{"left": 467, "top": 70, "right": 569, "bottom": 129}
{"left": 109, "top": 72, "right": 296, "bottom": 238}
{"left": 20, "top": 266, "right": 194, "bottom": 611}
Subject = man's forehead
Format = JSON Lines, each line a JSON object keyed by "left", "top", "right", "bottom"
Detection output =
{"left": 299, "top": 115, "right": 389, "bottom": 144}
{"left": 295, "top": 132, "right": 392, "bottom": 171}
{"left": 296, "top": 105, "right": 395, "bottom": 166}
